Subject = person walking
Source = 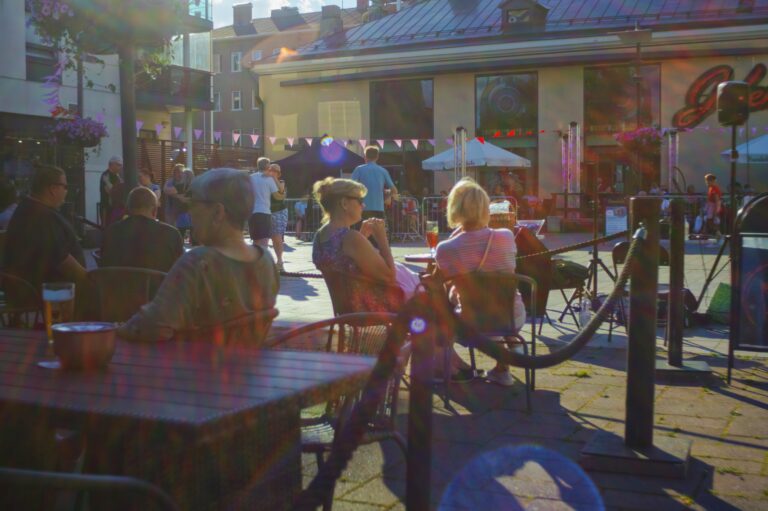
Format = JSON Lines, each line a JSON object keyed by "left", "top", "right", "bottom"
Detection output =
{"left": 249, "top": 157, "right": 284, "bottom": 249}
{"left": 704, "top": 173, "right": 722, "bottom": 237}
{"left": 268, "top": 163, "right": 288, "bottom": 271}
{"left": 99, "top": 156, "right": 123, "bottom": 226}
{"left": 351, "top": 146, "right": 398, "bottom": 225}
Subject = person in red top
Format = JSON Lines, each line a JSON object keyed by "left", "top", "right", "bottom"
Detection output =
{"left": 704, "top": 173, "right": 722, "bottom": 236}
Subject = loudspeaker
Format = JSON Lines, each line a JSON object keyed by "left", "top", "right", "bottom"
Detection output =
{"left": 717, "top": 81, "right": 750, "bottom": 126}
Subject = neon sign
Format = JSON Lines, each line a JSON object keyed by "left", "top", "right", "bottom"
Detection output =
{"left": 672, "top": 63, "right": 768, "bottom": 129}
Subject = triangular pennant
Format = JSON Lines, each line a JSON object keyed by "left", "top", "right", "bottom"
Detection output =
{"left": 446, "top": 138, "right": 454, "bottom": 145}
{"left": 154, "top": 123, "right": 163, "bottom": 136}
{"left": 173, "top": 126, "right": 183, "bottom": 139}
{"left": 410, "top": 139, "right": 419, "bottom": 149}
{"left": 194, "top": 129, "right": 203, "bottom": 140}
{"left": 95, "top": 112, "right": 105, "bottom": 123}
{"left": 269, "top": 136, "right": 277, "bottom": 145}
{"left": 286, "top": 137, "right": 295, "bottom": 146}
{"left": 213, "top": 131, "right": 221, "bottom": 142}
{"left": 393, "top": 139, "right": 402, "bottom": 148}
{"left": 376, "top": 139, "right": 385, "bottom": 149}
{"left": 477, "top": 136, "right": 485, "bottom": 144}
{"left": 232, "top": 132, "right": 241, "bottom": 144}
{"left": 507, "top": 130, "right": 515, "bottom": 137}
{"left": 135, "top": 120, "right": 144, "bottom": 134}
{"left": 250, "top": 134, "right": 260, "bottom": 145}
{"left": 304, "top": 137, "right": 313, "bottom": 146}
{"left": 359, "top": 139, "right": 367, "bottom": 148}
{"left": 428, "top": 139, "right": 435, "bottom": 146}
{"left": 493, "top": 130, "right": 501, "bottom": 138}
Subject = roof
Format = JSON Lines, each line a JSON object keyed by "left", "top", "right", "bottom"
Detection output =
{"left": 293, "top": 0, "right": 768, "bottom": 58}
{"left": 212, "top": 7, "right": 365, "bottom": 39}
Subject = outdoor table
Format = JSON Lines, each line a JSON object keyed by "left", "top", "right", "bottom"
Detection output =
{"left": 404, "top": 253, "right": 436, "bottom": 273}
{"left": 0, "top": 329, "right": 376, "bottom": 510}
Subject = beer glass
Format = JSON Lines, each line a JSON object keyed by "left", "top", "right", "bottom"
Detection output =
{"left": 42, "top": 282, "right": 75, "bottom": 343}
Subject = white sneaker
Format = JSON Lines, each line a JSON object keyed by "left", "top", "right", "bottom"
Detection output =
{"left": 486, "top": 369, "right": 515, "bottom": 387}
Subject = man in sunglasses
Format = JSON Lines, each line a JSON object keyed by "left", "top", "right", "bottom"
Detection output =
{"left": 3, "top": 165, "right": 87, "bottom": 296}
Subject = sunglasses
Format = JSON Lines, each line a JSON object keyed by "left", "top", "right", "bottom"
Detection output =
{"left": 345, "top": 196, "right": 364, "bottom": 205}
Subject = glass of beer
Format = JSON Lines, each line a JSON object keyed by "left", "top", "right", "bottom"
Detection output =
{"left": 42, "top": 282, "right": 75, "bottom": 343}
{"left": 425, "top": 221, "right": 439, "bottom": 257}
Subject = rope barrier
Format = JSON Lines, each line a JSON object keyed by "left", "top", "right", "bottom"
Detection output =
{"left": 294, "top": 228, "right": 646, "bottom": 509}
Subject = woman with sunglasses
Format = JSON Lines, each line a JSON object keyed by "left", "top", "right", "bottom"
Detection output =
{"left": 312, "top": 177, "right": 418, "bottom": 312}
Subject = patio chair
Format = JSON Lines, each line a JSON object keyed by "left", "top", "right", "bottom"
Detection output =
{"left": 180, "top": 308, "right": 279, "bottom": 346}
{"left": 270, "top": 312, "right": 409, "bottom": 511}
{"left": 443, "top": 271, "right": 537, "bottom": 411}
{"left": 607, "top": 241, "right": 670, "bottom": 343}
{"left": 0, "top": 466, "right": 178, "bottom": 511}
{"left": 0, "top": 271, "right": 44, "bottom": 329}
{"left": 87, "top": 267, "right": 166, "bottom": 322}
{"left": 320, "top": 269, "right": 405, "bottom": 316}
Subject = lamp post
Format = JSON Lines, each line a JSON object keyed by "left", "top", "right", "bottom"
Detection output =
{"left": 616, "top": 24, "right": 652, "bottom": 192}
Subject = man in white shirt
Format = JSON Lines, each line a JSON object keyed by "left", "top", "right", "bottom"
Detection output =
{"left": 248, "top": 157, "right": 284, "bottom": 247}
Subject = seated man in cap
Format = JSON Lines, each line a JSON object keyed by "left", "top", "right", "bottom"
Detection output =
{"left": 119, "top": 168, "right": 279, "bottom": 343}
{"left": 100, "top": 155, "right": 124, "bottom": 226}
{"left": 3, "top": 165, "right": 87, "bottom": 300}
{"left": 101, "top": 186, "right": 184, "bottom": 273}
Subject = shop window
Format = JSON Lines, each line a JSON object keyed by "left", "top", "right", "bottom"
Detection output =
{"left": 371, "top": 79, "right": 433, "bottom": 139}
{"left": 26, "top": 44, "right": 58, "bottom": 83}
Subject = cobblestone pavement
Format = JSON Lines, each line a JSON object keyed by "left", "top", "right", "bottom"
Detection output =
{"left": 264, "top": 233, "right": 767, "bottom": 511}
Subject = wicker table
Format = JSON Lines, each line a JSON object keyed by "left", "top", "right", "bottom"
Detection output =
{"left": 0, "top": 329, "right": 376, "bottom": 510}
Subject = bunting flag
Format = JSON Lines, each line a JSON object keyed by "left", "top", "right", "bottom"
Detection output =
{"left": 286, "top": 137, "right": 295, "bottom": 146}
{"left": 213, "top": 131, "right": 221, "bottom": 142}
{"left": 268, "top": 136, "right": 277, "bottom": 145}
{"left": 304, "top": 137, "right": 313, "bottom": 146}
{"left": 358, "top": 139, "right": 367, "bottom": 148}
{"left": 410, "top": 139, "right": 419, "bottom": 149}
{"left": 477, "top": 136, "right": 485, "bottom": 143}
{"left": 493, "top": 130, "right": 501, "bottom": 138}
{"left": 194, "top": 128, "right": 203, "bottom": 140}
{"left": 95, "top": 112, "right": 105, "bottom": 123}
{"left": 376, "top": 139, "right": 385, "bottom": 149}
{"left": 135, "top": 120, "right": 144, "bottom": 135}
{"left": 507, "top": 130, "right": 515, "bottom": 137}
{"left": 445, "top": 138, "right": 454, "bottom": 145}
{"left": 428, "top": 139, "right": 435, "bottom": 146}
{"left": 232, "top": 132, "right": 241, "bottom": 144}
{"left": 154, "top": 124, "right": 164, "bottom": 136}
{"left": 173, "top": 126, "right": 183, "bottom": 139}
{"left": 250, "top": 134, "right": 260, "bottom": 145}
{"left": 393, "top": 139, "right": 402, "bottom": 148}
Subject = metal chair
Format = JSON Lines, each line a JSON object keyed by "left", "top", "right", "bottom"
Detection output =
{"left": 320, "top": 269, "right": 405, "bottom": 316}
{"left": 444, "top": 271, "right": 537, "bottom": 411}
{"left": 87, "top": 267, "right": 166, "bottom": 322}
{"left": 0, "top": 466, "right": 178, "bottom": 511}
{"left": 0, "top": 271, "right": 44, "bottom": 328}
{"left": 270, "top": 312, "right": 409, "bottom": 511}
{"left": 607, "top": 241, "right": 670, "bottom": 342}
{"left": 180, "top": 308, "right": 279, "bottom": 346}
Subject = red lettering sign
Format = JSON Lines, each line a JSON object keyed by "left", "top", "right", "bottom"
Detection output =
{"left": 672, "top": 63, "right": 768, "bottom": 129}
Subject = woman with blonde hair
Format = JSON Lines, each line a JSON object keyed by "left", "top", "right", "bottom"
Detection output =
{"left": 435, "top": 178, "right": 526, "bottom": 386}
{"left": 312, "top": 177, "right": 419, "bottom": 311}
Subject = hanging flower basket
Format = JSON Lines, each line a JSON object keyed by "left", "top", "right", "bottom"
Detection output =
{"left": 614, "top": 127, "right": 662, "bottom": 155}
{"left": 51, "top": 116, "right": 108, "bottom": 148}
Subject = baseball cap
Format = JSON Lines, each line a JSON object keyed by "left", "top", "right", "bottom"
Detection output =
{"left": 185, "top": 168, "right": 254, "bottom": 224}
{"left": 109, "top": 156, "right": 123, "bottom": 165}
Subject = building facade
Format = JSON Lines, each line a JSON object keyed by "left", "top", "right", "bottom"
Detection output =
{"left": 255, "top": 0, "right": 768, "bottom": 199}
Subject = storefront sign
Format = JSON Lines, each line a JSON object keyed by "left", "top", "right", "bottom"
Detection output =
{"left": 605, "top": 204, "right": 628, "bottom": 236}
{"left": 672, "top": 63, "right": 768, "bottom": 129}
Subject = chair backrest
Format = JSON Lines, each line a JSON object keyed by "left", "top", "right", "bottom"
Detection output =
{"left": 180, "top": 308, "right": 279, "bottom": 346}
{"left": 514, "top": 227, "right": 552, "bottom": 314}
{"left": 0, "top": 271, "right": 44, "bottom": 320}
{"left": 613, "top": 241, "right": 669, "bottom": 272}
{"left": 447, "top": 271, "right": 521, "bottom": 336}
{"left": 321, "top": 269, "right": 405, "bottom": 315}
{"left": 0, "top": 466, "right": 178, "bottom": 511}
{"left": 87, "top": 267, "right": 167, "bottom": 322}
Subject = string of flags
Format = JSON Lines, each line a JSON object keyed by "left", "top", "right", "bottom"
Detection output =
{"left": 130, "top": 119, "right": 768, "bottom": 148}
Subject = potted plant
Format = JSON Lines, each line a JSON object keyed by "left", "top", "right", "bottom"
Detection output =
{"left": 50, "top": 110, "right": 108, "bottom": 148}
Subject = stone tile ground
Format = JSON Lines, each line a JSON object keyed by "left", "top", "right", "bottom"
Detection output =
{"left": 215, "top": 233, "right": 768, "bottom": 510}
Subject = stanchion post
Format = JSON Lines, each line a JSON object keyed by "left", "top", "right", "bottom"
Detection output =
{"left": 625, "top": 197, "right": 660, "bottom": 449}
{"left": 668, "top": 198, "right": 685, "bottom": 366}
{"left": 406, "top": 311, "right": 434, "bottom": 511}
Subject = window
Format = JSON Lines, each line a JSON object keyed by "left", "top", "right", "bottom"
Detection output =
{"left": 252, "top": 89, "right": 260, "bottom": 110}
{"left": 584, "top": 65, "right": 661, "bottom": 134}
{"left": 272, "top": 48, "right": 281, "bottom": 57}
{"left": 319, "top": 101, "right": 361, "bottom": 139}
{"left": 212, "top": 54, "right": 221, "bottom": 74}
{"left": 232, "top": 129, "right": 241, "bottom": 147}
{"left": 213, "top": 92, "right": 221, "bottom": 112}
{"left": 231, "top": 52, "right": 241, "bottom": 73}
{"left": 475, "top": 73, "right": 538, "bottom": 138}
{"left": 26, "top": 44, "right": 58, "bottom": 83}
{"left": 231, "top": 91, "right": 242, "bottom": 111}
{"left": 139, "top": 129, "right": 158, "bottom": 141}
{"left": 251, "top": 50, "right": 262, "bottom": 62}
{"left": 370, "top": 79, "right": 433, "bottom": 139}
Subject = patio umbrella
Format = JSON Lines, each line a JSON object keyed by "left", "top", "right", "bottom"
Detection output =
{"left": 720, "top": 133, "right": 768, "bottom": 163}
{"left": 421, "top": 138, "right": 531, "bottom": 170}
{"left": 274, "top": 138, "right": 365, "bottom": 196}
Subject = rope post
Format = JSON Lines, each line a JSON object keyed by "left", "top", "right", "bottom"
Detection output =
{"left": 626, "top": 197, "right": 660, "bottom": 449}
{"left": 667, "top": 198, "right": 685, "bottom": 367}
{"left": 405, "top": 309, "right": 434, "bottom": 510}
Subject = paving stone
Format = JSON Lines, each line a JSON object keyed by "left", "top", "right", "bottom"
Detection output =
{"left": 602, "top": 489, "right": 690, "bottom": 510}
{"left": 692, "top": 438, "right": 768, "bottom": 461}
{"left": 710, "top": 472, "right": 768, "bottom": 498}
{"left": 341, "top": 478, "right": 406, "bottom": 507}
{"left": 726, "top": 416, "right": 768, "bottom": 438}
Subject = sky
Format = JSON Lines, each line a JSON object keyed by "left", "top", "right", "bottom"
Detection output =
{"left": 212, "top": 0, "right": 349, "bottom": 28}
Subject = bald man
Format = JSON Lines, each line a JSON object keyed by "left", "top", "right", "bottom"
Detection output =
{"left": 101, "top": 186, "right": 183, "bottom": 272}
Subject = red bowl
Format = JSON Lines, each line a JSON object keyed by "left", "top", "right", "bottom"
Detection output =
{"left": 52, "top": 322, "right": 116, "bottom": 371}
